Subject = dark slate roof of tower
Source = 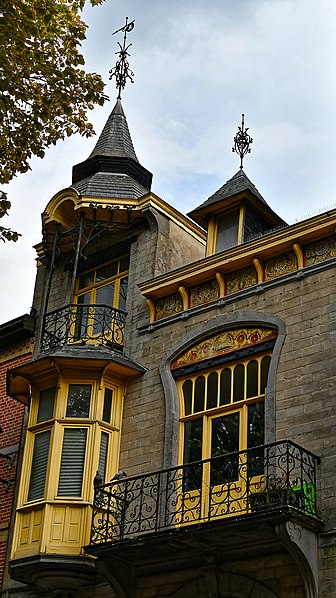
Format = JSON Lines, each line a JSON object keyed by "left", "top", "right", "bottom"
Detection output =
{"left": 196, "top": 170, "right": 267, "bottom": 210}
{"left": 188, "top": 169, "right": 287, "bottom": 229}
{"left": 89, "top": 99, "right": 139, "bottom": 161}
{"left": 72, "top": 173, "right": 148, "bottom": 199}
{"left": 71, "top": 99, "right": 152, "bottom": 198}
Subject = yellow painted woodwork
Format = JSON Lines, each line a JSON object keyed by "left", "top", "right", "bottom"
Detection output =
{"left": 293, "top": 242, "right": 304, "bottom": 269}
{"left": 253, "top": 258, "right": 263, "bottom": 283}
{"left": 215, "top": 272, "right": 225, "bottom": 297}
{"left": 146, "top": 298, "right": 156, "bottom": 323}
{"left": 178, "top": 286, "right": 189, "bottom": 311}
{"left": 11, "top": 362, "right": 128, "bottom": 562}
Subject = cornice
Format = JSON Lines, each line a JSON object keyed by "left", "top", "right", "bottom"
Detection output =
{"left": 139, "top": 209, "right": 336, "bottom": 298}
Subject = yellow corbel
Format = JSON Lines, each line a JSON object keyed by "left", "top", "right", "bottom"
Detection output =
{"left": 178, "top": 286, "right": 189, "bottom": 311}
{"left": 253, "top": 258, "right": 264, "bottom": 283}
{"left": 146, "top": 298, "right": 156, "bottom": 324}
{"left": 215, "top": 272, "right": 226, "bottom": 298}
{"left": 293, "top": 243, "right": 304, "bottom": 269}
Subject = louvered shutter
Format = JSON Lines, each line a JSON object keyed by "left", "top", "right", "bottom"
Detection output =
{"left": 28, "top": 430, "right": 51, "bottom": 501}
{"left": 57, "top": 428, "right": 87, "bottom": 496}
{"left": 98, "top": 432, "right": 109, "bottom": 482}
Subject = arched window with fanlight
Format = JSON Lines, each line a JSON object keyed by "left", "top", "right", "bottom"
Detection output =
{"left": 171, "top": 327, "right": 277, "bottom": 517}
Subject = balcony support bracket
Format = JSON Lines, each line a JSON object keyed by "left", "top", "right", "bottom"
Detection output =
{"left": 95, "top": 557, "right": 134, "bottom": 598}
{"left": 275, "top": 521, "right": 318, "bottom": 598}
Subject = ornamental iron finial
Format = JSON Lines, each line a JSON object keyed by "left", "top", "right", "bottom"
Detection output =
{"left": 109, "top": 17, "right": 135, "bottom": 100}
{"left": 232, "top": 114, "right": 253, "bottom": 170}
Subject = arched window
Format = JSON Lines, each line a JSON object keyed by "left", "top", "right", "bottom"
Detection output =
{"left": 171, "top": 327, "right": 277, "bottom": 516}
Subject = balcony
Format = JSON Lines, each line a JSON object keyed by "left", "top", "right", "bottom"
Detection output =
{"left": 41, "top": 304, "right": 126, "bottom": 352}
{"left": 89, "top": 440, "right": 319, "bottom": 548}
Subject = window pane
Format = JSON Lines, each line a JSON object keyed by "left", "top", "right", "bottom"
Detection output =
{"left": 58, "top": 428, "right": 87, "bottom": 496}
{"left": 37, "top": 388, "right": 56, "bottom": 423}
{"left": 215, "top": 211, "right": 239, "bottom": 253}
{"left": 118, "top": 277, "right": 128, "bottom": 311}
{"left": 247, "top": 402, "right": 265, "bottom": 477}
{"left": 96, "top": 283, "right": 115, "bottom": 306}
{"left": 78, "top": 271, "right": 94, "bottom": 290}
{"left": 207, "top": 372, "right": 218, "bottom": 409}
{"left": 247, "top": 360, "right": 259, "bottom": 398}
{"left": 66, "top": 384, "right": 91, "bottom": 418}
{"left": 96, "top": 261, "right": 118, "bottom": 283}
{"left": 183, "top": 419, "right": 203, "bottom": 464}
{"left": 102, "top": 388, "right": 113, "bottom": 423}
{"left": 261, "top": 355, "right": 271, "bottom": 394}
{"left": 28, "top": 430, "right": 51, "bottom": 501}
{"left": 182, "top": 380, "right": 192, "bottom": 416}
{"left": 98, "top": 432, "right": 109, "bottom": 483}
{"left": 211, "top": 412, "right": 239, "bottom": 484}
{"left": 220, "top": 368, "right": 231, "bottom": 405}
{"left": 233, "top": 364, "right": 244, "bottom": 402}
{"left": 194, "top": 376, "right": 205, "bottom": 412}
{"left": 183, "top": 418, "right": 203, "bottom": 491}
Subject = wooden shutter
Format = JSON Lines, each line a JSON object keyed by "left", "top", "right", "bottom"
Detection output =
{"left": 57, "top": 428, "right": 87, "bottom": 497}
{"left": 28, "top": 430, "right": 51, "bottom": 501}
{"left": 98, "top": 432, "right": 109, "bottom": 482}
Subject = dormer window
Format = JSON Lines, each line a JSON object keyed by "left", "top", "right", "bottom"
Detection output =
{"left": 215, "top": 209, "right": 241, "bottom": 253}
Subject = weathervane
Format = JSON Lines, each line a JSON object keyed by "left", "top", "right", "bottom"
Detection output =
{"left": 232, "top": 114, "right": 253, "bottom": 170}
{"left": 109, "top": 17, "right": 135, "bottom": 100}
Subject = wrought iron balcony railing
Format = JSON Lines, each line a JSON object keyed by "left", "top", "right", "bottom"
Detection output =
{"left": 90, "top": 441, "right": 319, "bottom": 545}
{"left": 41, "top": 304, "right": 126, "bottom": 352}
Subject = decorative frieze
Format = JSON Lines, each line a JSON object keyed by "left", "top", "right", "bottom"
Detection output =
{"left": 156, "top": 293, "right": 183, "bottom": 320}
{"left": 190, "top": 280, "right": 219, "bottom": 308}
{"left": 226, "top": 266, "right": 257, "bottom": 295}
{"left": 305, "top": 235, "right": 336, "bottom": 266}
{"left": 171, "top": 327, "right": 277, "bottom": 369}
{"left": 264, "top": 252, "right": 297, "bottom": 280}
{"left": 152, "top": 235, "right": 336, "bottom": 322}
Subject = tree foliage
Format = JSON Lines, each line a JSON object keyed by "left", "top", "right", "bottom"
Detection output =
{"left": 0, "top": 0, "right": 108, "bottom": 241}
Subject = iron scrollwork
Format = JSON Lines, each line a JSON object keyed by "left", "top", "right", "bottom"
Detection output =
{"left": 41, "top": 304, "right": 126, "bottom": 352}
{"left": 90, "top": 440, "right": 320, "bottom": 546}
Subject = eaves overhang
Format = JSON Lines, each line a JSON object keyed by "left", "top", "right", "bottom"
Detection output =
{"left": 41, "top": 189, "right": 206, "bottom": 247}
{"left": 139, "top": 208, "right": 336, "bottom": 299}
{"left": 7, "top": 349, "right": 146, "bottom": 406}
{"left": 0, "top": 313, "right": 36, "bottom": 350}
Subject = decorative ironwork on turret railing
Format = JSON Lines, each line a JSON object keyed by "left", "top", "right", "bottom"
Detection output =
{"left": 90, "top": 440, "right": 319, "bottom": 545}
{"left": 41, "top": 304, "right": 126, "bottom": 352}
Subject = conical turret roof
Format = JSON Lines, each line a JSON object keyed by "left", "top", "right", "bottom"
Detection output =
{"left": 89, "top": 100, "right": 139, "bottom": 162}
{"left": 71, "top": 100, "right": 152, "bottom": 199}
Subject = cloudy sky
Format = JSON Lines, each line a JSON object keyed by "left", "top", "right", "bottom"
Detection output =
{"left": 1, "top": 0, "right": 336, "bottom": 324}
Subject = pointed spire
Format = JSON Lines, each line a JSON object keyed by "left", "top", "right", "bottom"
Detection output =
{"left": 89, "top": 99, "right": 138, "bottom": 162}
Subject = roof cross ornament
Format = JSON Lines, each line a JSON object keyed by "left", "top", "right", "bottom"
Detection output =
{"left": 109, "top": 17, "right": 135, "bottom": 100}
{"left": 232, "top": 114, "right": 253, "bottom": 170}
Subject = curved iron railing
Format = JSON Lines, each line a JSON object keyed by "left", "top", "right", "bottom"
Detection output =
{"left": 90, "top": 440, "right": 319, "bottom": 545}
{"left": 41, "top": 304, "right": 126, "bottom": 352}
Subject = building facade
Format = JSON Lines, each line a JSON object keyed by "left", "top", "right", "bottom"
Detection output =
{"left": 0, "top": 315, "right": 35, "bottom": 594}
{"left": 2, "top": 98, "right": 336, "bottom": 597}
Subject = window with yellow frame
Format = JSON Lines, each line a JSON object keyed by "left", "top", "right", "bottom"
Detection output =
{"left": 22, "top": 378, "right": 124, "bottom": 506}
{"left": 176, "top": 352, "right": 271, "bottom": 514}
{"left": 72, "top": 254, "right": 129, "bottom": 342}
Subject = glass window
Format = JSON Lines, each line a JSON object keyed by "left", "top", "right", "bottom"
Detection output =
{"left": 58, "top": 428, "right": 87, "bottom": 497}
{"left": 37, "top": 387, "right": 56, "bottom": 423}
{"left": 28, "top": 430, "right": 51, "bottom": 501}
{"left": 215, "top": 210, "right": 239, "bottom": 253}
{"left": 178, "top": 351, "right": 272, "bottom": 489}
{"left": 66, "top": 384, "right": 91, "bottom": 418}
{"left": 102, "top": 388, "right": 113, "bottom": 423}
